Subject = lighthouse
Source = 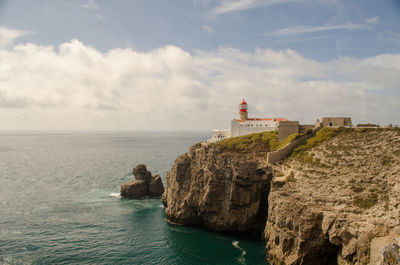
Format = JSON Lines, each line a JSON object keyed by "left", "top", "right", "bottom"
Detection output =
{"left": 239, "top": 99, "right": 248, "bottom": 120}
{"left": 208, "top": 98, "right": 290, "bottom": 142}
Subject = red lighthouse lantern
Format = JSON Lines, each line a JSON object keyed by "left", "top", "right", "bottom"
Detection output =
{"left": 239, "top": 99, "right": 248, "bottom": 120}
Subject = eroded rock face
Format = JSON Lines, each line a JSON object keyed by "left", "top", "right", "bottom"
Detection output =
{"left": 264, "top": 129, "right": 400, "bottom": 265}
{"left": 162, "top": 129, "right": 399, "bottom": 264}
{"left": 121, "top": 164, "right": 165, "bottom": 199}
{"left": 162, "top": 144, "right": 271, "bottom": 233}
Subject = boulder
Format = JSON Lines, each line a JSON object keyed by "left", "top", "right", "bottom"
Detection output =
{"left": 121, "top": 179, "right": 147, "bottom": 199}
{"left": 120, "top": 164, "right": 165, "bottom": 199}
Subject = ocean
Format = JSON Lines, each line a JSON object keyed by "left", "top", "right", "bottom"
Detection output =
{"left": 0, "top": 132, "right": 267, "bottom": 265}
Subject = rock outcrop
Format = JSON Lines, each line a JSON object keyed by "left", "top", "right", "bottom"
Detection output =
{"left": 121, "top": 164, "right": 164, "bottom": 199}
{"left": 264, "top": 128, "right": 400, "bottom": 265}
{"left": 163, "top": 128, "right": 400, "bottom": 265}
{"left": 162, "top": 143, "right": 271, "bottom": 233}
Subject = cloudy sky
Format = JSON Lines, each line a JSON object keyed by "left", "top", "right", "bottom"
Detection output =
{"left": 0, "top": 0, "right": 399, "bottom": 131}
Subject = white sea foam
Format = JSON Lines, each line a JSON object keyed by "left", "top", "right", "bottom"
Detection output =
{"left": 232, "top": 241, "right": 247, "bottom": 265}
{"left": 110, "top": 193, "right": 121, "bottom": 198}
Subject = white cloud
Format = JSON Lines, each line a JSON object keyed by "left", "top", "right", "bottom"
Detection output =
{"left": 81, "top": 0, "right": 99, "bottom": 10}
{"left": 211, "top": 0, "right": 298, "bottom": 15}
{"left": 365, "top": 16, "right": 379, "bottom": 24}
{"left": 0, "top": 27, "right": 28, "bottom": 47}
{"left": 268, "top": 22, "right": 370, "bottom": 36}
{"left": 0, "top": 34, "right": 399, "bottom": 130}
{"left": 203, "top": 25, "right": 214, "bottom": 34}
{"left": 94, "top": 14, "right": 109, "bottom": 22}
{"left": 210, "top": 0, "right": 336, "bottom": 15}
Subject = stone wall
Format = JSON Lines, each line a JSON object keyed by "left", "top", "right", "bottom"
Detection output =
{"left": 267, "top": 126, "right": 321, "bottom": 164}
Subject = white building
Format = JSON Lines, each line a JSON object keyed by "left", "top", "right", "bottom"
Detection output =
{"left": 208, "top": 99, "right": 288, "bottom": 142}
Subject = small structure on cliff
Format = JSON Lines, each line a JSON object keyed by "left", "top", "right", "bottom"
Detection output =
{"left": 322, "top": 117, "right": 352, "bottom": 127}
{"left": 120, "top": 164, "right": 164, "bottom": 199}
{"left": 231, "top": 99, "right": 289, "bottom": 137}
{"left": 208, "top": 99, "right": 289, "bottom": 142}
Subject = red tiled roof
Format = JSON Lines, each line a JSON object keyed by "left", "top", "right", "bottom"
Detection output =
{"left": 237, "top": 118, "right": 289, "bottom": 122}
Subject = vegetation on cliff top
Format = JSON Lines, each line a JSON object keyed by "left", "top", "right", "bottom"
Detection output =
{"left": 211, "top": 130, "right": 305, "bottom": 153}
{"left": 292, "top": 127, "right": 348, "bottom": 155}
{"left": 211, "top": 131, "right": 279, "bottom": 153}
{"left": 210, "top": 127, "right": 399, "bottom": 155}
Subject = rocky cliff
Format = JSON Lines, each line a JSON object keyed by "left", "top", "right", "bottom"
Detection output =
{"left": 162, "top": 143, "right": 271, "bottom": 232}
{"left": 265, "top": 128, "right": 400, "bottom": 265}
{"left": 163, "top": 128, "right": 400, "bottom": 265}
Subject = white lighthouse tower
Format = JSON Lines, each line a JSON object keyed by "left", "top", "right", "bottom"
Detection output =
{"left": 239, "top": 99, "right": 248, "bottom": 120}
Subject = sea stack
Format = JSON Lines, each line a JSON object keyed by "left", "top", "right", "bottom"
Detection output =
{"left": 121, "top": 164, "right": 165, "bottom": 199}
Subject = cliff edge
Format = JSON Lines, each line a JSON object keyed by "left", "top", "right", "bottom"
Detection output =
{"left": 162, "top": 143, "right": 271, "bottom": 232}
{"left": 162, "top": 128, "right": 400, "bottom": 264}
{"left": 265, "top": 128, "right": 400, "bottom": 265}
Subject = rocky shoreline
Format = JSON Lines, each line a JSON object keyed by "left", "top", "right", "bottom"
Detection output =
{"left": 162, "top": 129, "right": 400, "bottom": 265}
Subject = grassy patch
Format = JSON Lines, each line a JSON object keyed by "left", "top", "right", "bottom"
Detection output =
{"left": 292, "top": 128, "right": 349, "bottom": 156}
{"left": 211, "top": 130, "right": 308, "bottom": 153}
{"left": 277, "top": 132, "right": 303, "bottom": 149}
{"left": 211, "top": 131, "right": 279, "bottom": 153}
{"left": 353, "top": 193, "right": 378, "bottom": 209}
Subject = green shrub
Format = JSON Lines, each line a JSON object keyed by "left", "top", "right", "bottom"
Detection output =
{"left": 357, "top": 124, "right": 378, "bottom": 127}
{"left": 351, "top": 186, "right": 364, "bottom": 193}
{"left": 381, "top": 155, "right": 393, "bottom": 166}
{"left": 353, "top": 193, "right": 378, "bottom": 209}
{"left": 286, "top": 172, "right": 296, "bottom": 182}
{"left": 305, "top": 128, "right": 313, "bottom": 135}
{"left": 301, "top": 155, "right": 314, "bottom": 164}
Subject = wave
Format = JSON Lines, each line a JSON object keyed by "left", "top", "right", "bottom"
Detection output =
{"left": 110, "top": 192, "right": 121, "bottom": 198}
{"left": 232, "top": 241, "right": 247, "bottom": 265}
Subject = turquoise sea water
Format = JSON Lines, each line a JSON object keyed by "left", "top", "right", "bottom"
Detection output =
{"left": 0, "top": 132, "right": 267, "bottom": 265}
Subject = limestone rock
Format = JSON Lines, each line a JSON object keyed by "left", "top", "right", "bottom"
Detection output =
{"left": 120, "top": 164, "right": 165, "bottom": 199}
{"left": 121, "top": 179, "right": 147, "bottom": 199}
{"left": 162, "top": 144, "right": 271, "bottom": 233}
{"left": 162, "top": 128, "right": 400, "bottom": 264}
{"left": 264, "top": 128, "right": 400, "bottom": 265}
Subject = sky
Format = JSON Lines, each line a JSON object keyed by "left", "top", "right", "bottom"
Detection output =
{"left": 0, "top": 0, "right": 399, "bottom": 131}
